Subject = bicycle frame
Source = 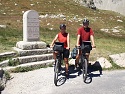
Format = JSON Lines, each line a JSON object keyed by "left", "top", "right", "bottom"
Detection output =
{"left": 80, "top": 50, "right": 88, "bottom": 81}
{"left": 55, "top": 51, "right": 62, "bottom": 70}
{"left": 79, "top": 42, "right": 91, "bottom": 82}
{"left": 54, "top": 51, "right": 63, "bottom": 86}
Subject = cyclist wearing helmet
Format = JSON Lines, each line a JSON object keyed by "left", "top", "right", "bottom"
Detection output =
{"left": 75, "top": 18, "right": 96, "bottom": 69}
{"left": 50, "top": 24, "right": 70, "bottom": 77}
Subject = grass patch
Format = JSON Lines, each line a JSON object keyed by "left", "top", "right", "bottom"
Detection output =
{"left": 0, "top": 0, "right": 125, "bottom": 71}
{"left": 0, "top": 27, "right": 22, "bottom": 52}
{"left": 4, "top": 71, "right": 11, "bottom": 80}
{"left": 0, "top": 56, "right": 16, "bottom": 62}
{"left": 8, "top": 58, "right": 19, "bottom": 66}
{"left": 11, "top": 63, "right": 53, "bottom": 73}
{"left": 0, "top": 57, "right": 9, "bottom": 62}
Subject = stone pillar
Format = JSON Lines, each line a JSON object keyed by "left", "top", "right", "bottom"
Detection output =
{"left": 15, "top": 10, "right": 46, "bottom": 50}
{"left": 23, "top": 10, "right": 39, "bottom": 42}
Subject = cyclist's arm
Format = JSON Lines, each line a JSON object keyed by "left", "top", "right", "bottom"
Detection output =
{"left": 76, "top": 34, "right": 80, "bottom": 47}
{"left": 66, "top": 33, "right": 70, "bottom": 50}
{"left": 50, "top": 34, "right": 58, "bottom": 47}
{"left": 90, "top": 35, "right": 96, "bottom": 48}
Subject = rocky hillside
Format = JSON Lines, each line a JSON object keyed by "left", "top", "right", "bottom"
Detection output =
{"left": 93, "top": 0, "right": 125, "bottom": 16}
{"left": 74, "top": 0, "right": 125, "bottom": 16}
{"left": 0, "top": 0, "right": 125, "bottom": 58}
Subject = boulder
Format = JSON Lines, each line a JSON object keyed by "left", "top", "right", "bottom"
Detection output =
{"left": 109, "top": 53, "right": 125, "bottom": 67}
{"left": 91, "top": 57, "right": 112, "bottom": 68}
{"left": 69, "top": 57, "right": 112, "bottom": 69}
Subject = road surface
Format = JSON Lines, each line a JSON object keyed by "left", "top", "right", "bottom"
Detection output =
{"left": 2, "top": 66, "right": 125, "bottom": 94}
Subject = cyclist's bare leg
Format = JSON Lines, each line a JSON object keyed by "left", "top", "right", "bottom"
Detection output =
{"left": 86, "top": 52, "right": 90, "bottom": 60}
{"left": 85, "top": 54, "right": 89, "bottom": 60}
{"left": 75, "top": 49, "right": 81, "bottom": 68}
{"left": 85, "top": 53, "right": 90, "bottom": 65}
{"left": 75, "top": 54, "right": 80, "bottom": 68}
{"left": 64, "top": 58, "right": 69, "bottom": 75}
{"left": 53, "top": 52, "right": 58, "bottom": 61}
{"left": 53, "top": 52, "right": 56, "bottom": 60}
{"left": 53, "top": 52, "right": 59, "bottom": 68}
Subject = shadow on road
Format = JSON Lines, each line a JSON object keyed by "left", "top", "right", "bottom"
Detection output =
{"left": 55, "top": 61, "right": 103, "bottom": 86}
{"left": 84, "top": 61, "right": 103, "bottom": 84}
{"left": 55, "top": 65, "right": 79, "bottom": 86}
{"left": 68, "top": 65, "right": 79, "bottom": 78}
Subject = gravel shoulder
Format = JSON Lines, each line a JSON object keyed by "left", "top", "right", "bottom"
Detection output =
{"left": 2, "top": 67, "right": 54, "bottom": 94}
{"left": 1, "top": 67, "right": 125, "bottom": 94}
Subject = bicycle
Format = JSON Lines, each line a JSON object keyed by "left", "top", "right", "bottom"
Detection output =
{"left": 78, "top": 42, "right": 93, "bottom": 82}
{"left": 53, "top": 42, "right": 64, "bottom": 86}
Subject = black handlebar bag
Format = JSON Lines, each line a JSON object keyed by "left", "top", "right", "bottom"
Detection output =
{"left": 81, "top": 42, "right": 92, "bottom": 53}
{"left": 53, "top": 42, "right": 64, "bottom": 52}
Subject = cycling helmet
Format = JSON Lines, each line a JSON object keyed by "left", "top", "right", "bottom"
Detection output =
{"left": 83, "top": 18, "right": 89, "bottom": 25}
{"left": 60, "top": 24, "right": 66, "bottom": 29}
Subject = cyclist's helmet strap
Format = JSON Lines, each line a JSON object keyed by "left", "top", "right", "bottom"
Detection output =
{"left": 83, "top": 18, "right": 89, "bottom": 25}
{"left": 60, "top": 24, "right": 66, "bottom": 29}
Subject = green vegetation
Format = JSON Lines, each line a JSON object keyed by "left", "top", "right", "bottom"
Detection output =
{"left": 0, "top": 27, "right": 22, "bottom": 52}
{"left": 0, "top": 0, "right": 125, "bottom": 61}
{"left": 4, "top": 71, "right": 11, "bottom": 80}
{"left": 8, "top": 58, "right": 19, "bottom": 66}
{"left": 12, "top": 63, "right": 53, "bottom": 73}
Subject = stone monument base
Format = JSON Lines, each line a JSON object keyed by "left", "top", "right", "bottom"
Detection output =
{"left": 16, "top": 41, "right": 46, "bottom": 50}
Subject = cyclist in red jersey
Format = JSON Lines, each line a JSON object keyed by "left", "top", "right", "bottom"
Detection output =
{"left": 50, "top": 24, "right": 70, "bottom": 77}
{"left": 75, "top": 18, "right": 96, "bottom": 69}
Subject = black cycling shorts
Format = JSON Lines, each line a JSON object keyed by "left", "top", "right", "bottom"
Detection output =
{"left": 63, "top": 48, "right": 70, "bottom": 58}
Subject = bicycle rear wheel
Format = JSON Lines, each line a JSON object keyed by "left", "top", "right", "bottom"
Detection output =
{"left": 54, "top": 59, "right": 59, "bottom": 86}
{"left": 82, "top": 58, "right": 88, "bottom": 82}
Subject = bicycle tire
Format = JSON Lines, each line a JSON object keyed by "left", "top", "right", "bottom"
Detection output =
{"left": 82, "top": 58, "right": 88, "bottom": 82}
{"left": 54, "top": 59, "right": 59, "bottom": 86}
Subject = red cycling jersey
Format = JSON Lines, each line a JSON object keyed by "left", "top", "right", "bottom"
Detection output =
{"left": 58, "top": 32, "right": 68, "bottom": 48}
{"left": 77, "top": 27, "right": 94, "bottom": 45}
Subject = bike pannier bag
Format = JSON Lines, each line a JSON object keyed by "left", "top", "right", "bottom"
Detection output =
{"left": 71, "top": 47, "right": 77, "bottom": 59}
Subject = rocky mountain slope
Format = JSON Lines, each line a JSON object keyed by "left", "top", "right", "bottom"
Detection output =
{"left": 74, "top": 0, "right": 125, "bottom": 16}
{"left": 93, "top": 0, "right": 125, "bottom": 16}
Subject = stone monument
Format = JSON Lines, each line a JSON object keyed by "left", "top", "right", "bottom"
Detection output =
{"left": 16, "top": 10, "right": 46, "bottom": 50}
{"left": 23, "top": 10, "right": 40, "bottom": 42}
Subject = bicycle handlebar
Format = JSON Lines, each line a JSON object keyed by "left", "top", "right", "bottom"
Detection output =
{"left": 76, "top": 45, "right": 96, "bottom": 49}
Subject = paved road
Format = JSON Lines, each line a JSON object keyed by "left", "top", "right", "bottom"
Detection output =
{"left": 1, "top": 66, "right": 125, "bottom": 94}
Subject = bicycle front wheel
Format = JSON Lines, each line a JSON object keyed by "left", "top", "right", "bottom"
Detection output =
{"left": 54, "top": 59, "right": 59, "bottom": 86}
{"left": 82, "top": 58, "right": 88, "bottom": 82}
